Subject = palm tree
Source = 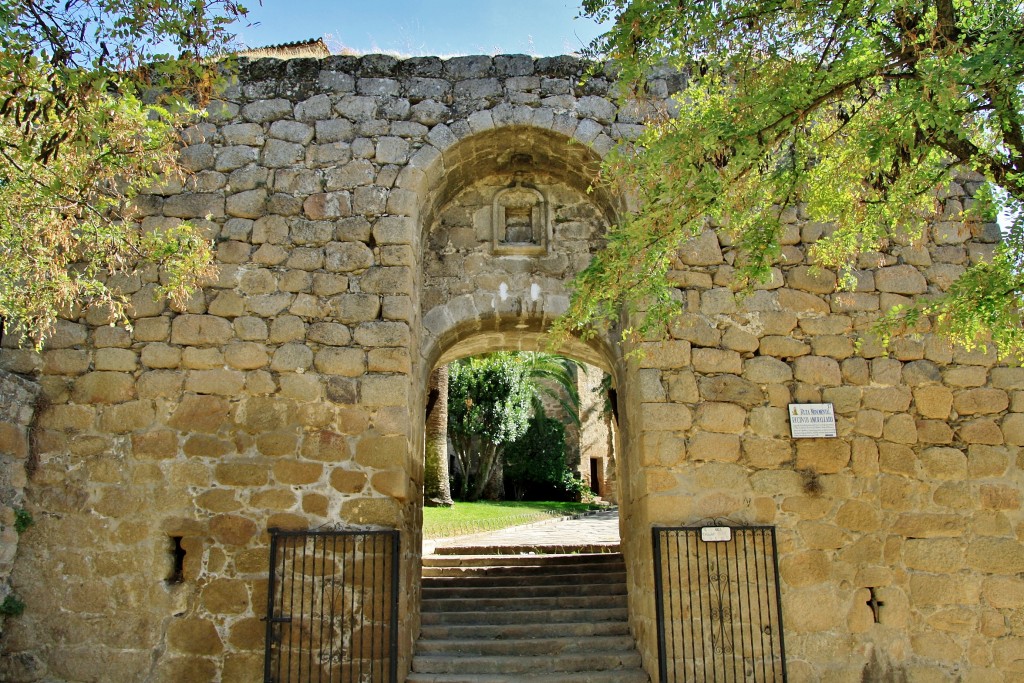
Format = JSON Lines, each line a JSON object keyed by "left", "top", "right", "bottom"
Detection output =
{"left": 520, "top": 352, "right": 582, "bottom": 425}
{"left": 424, "top": 366, "right": 453, "bottom": 507}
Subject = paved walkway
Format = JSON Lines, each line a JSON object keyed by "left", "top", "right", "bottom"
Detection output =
{"left": 425, "top": 508, "right": 621, "bottom": 555}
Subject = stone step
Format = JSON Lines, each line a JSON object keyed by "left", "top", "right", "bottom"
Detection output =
{"left": 422, "top": 593, "right": 627, "bottom": 613}
{"left": 420, "top": 606, "right": 629, "bottom": 626}
{"left": 405, "top": 671, "right": 650, "bottom": 683}
{"left": 422, "top": 569, "right": 626, "bottom": 586}
{"left": 419, "top": 620, "right": 631, "bottom": 641}
{"left": 419, "top": 561, "right": 626, "bottom": 577}
{"left": 432, "top": 543, "right": 622, "bottom": 556}
{"left": 413, "top": 551, "right": 648, "bottom": 682}
{"left": 411, "top": 651, "right": 644, "bottom": 675}
{"left": 422, "top": 581, "right": 626, "bottom": 600}
{"left": 423, "top": 548, "right": 622, "bottom": 565}
{"left": 414, "top": 635, "right": 638, "bottom": 657}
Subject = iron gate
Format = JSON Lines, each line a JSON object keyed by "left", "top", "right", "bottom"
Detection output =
{"left": 653, "top": 526, "right": 787, "bottom": 682}
{"left": 264, "top": 528, "right": 399, "bottom": 683}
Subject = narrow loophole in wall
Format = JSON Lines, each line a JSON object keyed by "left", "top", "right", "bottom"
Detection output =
{"left": 167, "top": 536, "right": 186, "bottom": 583}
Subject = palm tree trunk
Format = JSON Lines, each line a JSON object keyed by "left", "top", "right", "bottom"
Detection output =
{"left": 424, "top": 366, "right": 453, "bottom": 506}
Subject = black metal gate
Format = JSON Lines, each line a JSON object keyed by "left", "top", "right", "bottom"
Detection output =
{"left": 264, "top": 528, "right": 399, "bottom": 683}
{"left": 652, "top": 526, "right": 787, "bottom": 682}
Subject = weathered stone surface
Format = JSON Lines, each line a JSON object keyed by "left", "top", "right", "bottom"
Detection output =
{"left": 3, "top": 54, "right": 1019, "bottom": 683}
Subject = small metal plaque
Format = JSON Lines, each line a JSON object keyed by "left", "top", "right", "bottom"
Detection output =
{"left": 700, "top": 526, "right": 732, "bottom": 542}
{"left": 789, "top": 403, "right": 837, "bottom": 438}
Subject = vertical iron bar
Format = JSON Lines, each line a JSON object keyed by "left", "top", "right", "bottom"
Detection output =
{"left": 770, "top": 527, "right": 788, "bottom": 682}
{"left": 329, "top": 533, "right": 338, "bottom": 683}
{"left": 760, "top": 529, "right": 776, "bottom": 680}
{"left": 666, "top": 529, "right": 678, "bottom": 683}
{"left": 722, "top": 537, "right": 734, "bottom": 682}
{"left": 347, "top": 533, "right": 356, "bottom": 682}
{"left": 653, "top": 528, "right": 669, "bottom": 683}
{"left": 740, "top": 530, "right": 756, "bottom": 682}
{"left": 264, "top": 530, "right": 280, "bottom": 683}
{"left": 684, "top": 531, "right": 697, "bottom": 683}
{"left": 389, "top": 531, "right": 400, "bottom": 683}
{"left": 372, "top": 532, "right": 380, "bottom": 682}
{"left": 700, "top": 532, "right": 708, "bottom": 683}
{"left": 316, "top": 535, "right": 324, "bottom": 683}
{"left": 298, "top": 534, "right": 309, "bottom": 683}
{"left": 753, "top": 530, "right": 769, "bottom": 683}
{"left": 287, "top": 536, "right": 299, "bottom": 682}
{"left": 713, "top": 541, "right": 725, "bottom": 680}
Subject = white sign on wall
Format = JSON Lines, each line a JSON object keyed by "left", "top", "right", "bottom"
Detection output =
{"left": 788, "top": 403, "right": 837, "bottom": 438}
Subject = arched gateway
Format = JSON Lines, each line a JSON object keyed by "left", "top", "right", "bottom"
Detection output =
{"left": 1, "top": 53, "right": 1021, "bottom": 683}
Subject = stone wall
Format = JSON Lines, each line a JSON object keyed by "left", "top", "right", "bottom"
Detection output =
{"left": 621, "top": 201, "right": 1024, "bottom": 680}
{"left": 0, "top": 52, "right": 1020, "bottom": 683}
{"left": 0, "top": 370, "right": 40, "bottom": 639}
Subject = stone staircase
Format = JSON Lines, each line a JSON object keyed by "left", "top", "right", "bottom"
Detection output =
{"left": 407, "top": 551, "right": 651, "bottom": 682}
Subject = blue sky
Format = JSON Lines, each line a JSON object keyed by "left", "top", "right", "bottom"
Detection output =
{"left": 234, "top": 1, "right": 606, "bottom": 57}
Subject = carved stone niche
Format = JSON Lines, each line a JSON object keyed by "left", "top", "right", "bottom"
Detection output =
{"left": 491, "top": 182, "right": 549, "bottom": 256}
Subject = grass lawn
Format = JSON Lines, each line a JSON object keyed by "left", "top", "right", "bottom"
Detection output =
{"left": 422, "top": 500, "right": 602, "bottom": 539}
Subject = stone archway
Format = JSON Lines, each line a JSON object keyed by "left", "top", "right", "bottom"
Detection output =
{"left": 402, "top": 122, "right": 656, "bottom": 674}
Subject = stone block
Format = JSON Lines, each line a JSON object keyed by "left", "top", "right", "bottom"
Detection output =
{"left": 688, "top": 432, "right": 740, "bottom": 462}
{"left": 698, "top": 374, "right": 763, "bottom": 407}
{"left": 780, "top": 550, "right": 830, "bottom": 587}
{"left": 876, "top": 264, "right": 928, "bottom": 294}
{"left": 315, "top": 348, "right": 365, "bottom": 376}
{"left": 959, "top": 419, "right": 1004, "bottom": 445}
{"left": 692, "top": 348, "right": 742, "bottom": 374}
{"left": 274, "top": 460, "right": 323, "bottom": 485}
{"left": 355, "top": 435, "right": 407, "bottom": 469}
{"left": 325, "top": 242, "right": 374, "bottom": 272}
{"left": 224, "top": 342, "right": 269, "bottom": 370}
{"left": 914, "top": 385, "right": 953, "bottom": 419}
{"left": 256, "top": 430, "right": 299, "bottom": 457}
{"left": 982, "top": 577, "right": 1024, "bottom": 609}
{"left": 795, "top": 440, "right": 851, "bottom": 473}
{"left": 269, "top": 316, "right": 306, "bottom": 344}
{"left": 1001, "top": 413, "right": 1024, "bottom": 445}
{"left": 185, "top": 369, "right": 245, "bottom": 396}
{"left": 695, "top": 402, "right": 746, "bottom": 433}
{"left": 950, "top": 389, "right": 1007, "bottom": 417}
{"left": 991, "top": 367, "right": 1024, "bottom": 389}
{"left": 787, "top": 266, "right": 837, "bottom": 294}
{"left": 371, "top": 469, "right": 409, "bottom": 500}
{"left": 301, "top": 430, "right": 351, "bottom": 462}
{"left": 99, "top": 400, "right": 155, "bottom": 434}
{"left": 167, "top": 618, "right": 223, "bottom": 655}
{"left": 966, "top": 537, "right": 1024, "bottom": 574}
{"left": 741, "top": 357, "right": 792, "bottom": 384}
{"left": 134, "top": 371, "right": 182, "bottom": 400}
{"left": 979, "top": 484, "right": 1020, "bottom": 510}
{"left": 759, "top": 335, "right": 810, "bottom": 359}
{"left": 862, "top": 386, "right": 912, "bottom": 411}
{"left": 209, "top": 513, "right": 258, "bottom": 545}
{"left": 354, "top": 321, "right": 410, "bottom": 347}
{"left": 340, "top": 497, "right": 401, "bottom": 526}
{"left": 72, "top": 372, "right": 135, "bottom": 404}
{"left": 183, "top": 434, "right": 232, "bottom": 457}
{"left": 741, "top": 437, "right": 792, "bottom": 468}
{"left": 641, "top": 403, "right": 692, "bottom": 431}
{"left": 330, "top": 467, "right": 367, "bottom": 493}
{"left": 361, "top": 375, "right": 408, "bottom": 406}
{"left": 793, "top": 356, "right": 841, "bottom": 386}
{"left": 170, "top": 314, "right": 232, "bottom": 347}
{"left": 917, "top": 420, "right": 954, "bottom": 444}
{"left": 904, "top": 538, "right": 964, "bottom": 573}
{"left": 638, "top": 340, "right": 691, "bottom": 368}
{"left": 883, "top": 413, "right": 918, "bottom": 444}
{"left": 168, "top": 394, "right": 230, "bottom": 433}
